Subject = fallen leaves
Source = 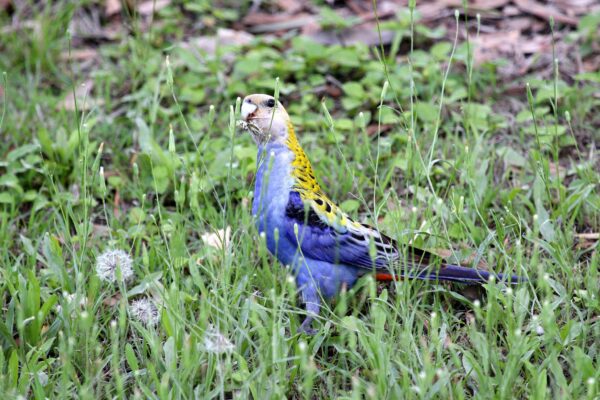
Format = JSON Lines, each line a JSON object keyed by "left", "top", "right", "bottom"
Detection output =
{"left": 105, "top": 0, "right": 121, "bottom": 17}
{"left": 242, "top": 12, "right": 317, "bottom": 34}
{"left": 138, "top": 0, "right": 171, "bottom": 16}
{"left": 575, "top": 232, "right": 599, "bottom": 251}
{"left": 512, "top": 0, "right": 578, "bottom": 25}
{"left": 105, "top": 0, "right": 170, "bottom": 17}
{"left": 181, "top": 28, "right": 254, "bottom": 56}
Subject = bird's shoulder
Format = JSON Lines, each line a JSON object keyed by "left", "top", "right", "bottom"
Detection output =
{"left": 285, "top": 189, "right": 355, "bottom": 232}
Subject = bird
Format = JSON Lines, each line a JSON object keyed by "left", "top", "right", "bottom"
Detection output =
{"left": 239, "top": 93, "right": 523, "bottom": 334}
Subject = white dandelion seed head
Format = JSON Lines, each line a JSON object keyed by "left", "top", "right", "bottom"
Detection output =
{"left": 204, "top": 325, "right": 235, "bottom": 354}
{"left": 473, "top": 300, "right": 481, "bottom": 308}
{"left": 505, "top": 287, "right": 513, "bottom": 295}
{"left": 587, "top": 377, "right": 595, "bottom": 386}
{"left": 95, "top": 249, "right": 134, "bottom": 283}
{"left": 418, "top": 371, "right": 426, "bottom": 379}
{"left": 431, "top": 312, "right": 437, "bottom": 319}
{"left": 129, "top": 298, "right": 160, "bottom": 326}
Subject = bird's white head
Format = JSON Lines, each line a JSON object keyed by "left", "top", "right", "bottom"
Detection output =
{"left": 241, "top": 94, "right": 292, "bottom": 145}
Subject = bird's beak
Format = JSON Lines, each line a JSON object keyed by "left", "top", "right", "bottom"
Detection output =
{"left": 241, "top": 102, "right": 257, "bottom": 121}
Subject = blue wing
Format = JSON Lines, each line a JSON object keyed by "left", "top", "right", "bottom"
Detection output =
{"left": 283, "top": 191, "right": 399, "bottom": 270}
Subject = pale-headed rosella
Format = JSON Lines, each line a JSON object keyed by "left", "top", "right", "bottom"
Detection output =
{"left": 239, "top": 93, "right": 522, "bottom": 334}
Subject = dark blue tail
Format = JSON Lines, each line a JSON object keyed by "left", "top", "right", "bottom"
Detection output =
{"left": 410, "top": 263, "right": 524, "bottom": 284}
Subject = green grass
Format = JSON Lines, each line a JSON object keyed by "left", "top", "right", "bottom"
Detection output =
{"left": 0, "top": 1, "right": 599, "bottom": 398}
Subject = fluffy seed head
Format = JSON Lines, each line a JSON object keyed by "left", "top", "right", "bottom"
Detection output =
{"left": 95, "top": 249, "right": 134, "bottom": 283}
{"left": 204, "top": 325, "right": 235, "bottom": 354}
{"left": 129, "top": 298, "right": 160, "bottom": 326}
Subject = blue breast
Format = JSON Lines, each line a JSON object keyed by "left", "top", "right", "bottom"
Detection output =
{"left": 252, "top": 144, "right": 298, "bottom": 265}
{"left": 252, "top": 144, "right": 364, "bottom": 299}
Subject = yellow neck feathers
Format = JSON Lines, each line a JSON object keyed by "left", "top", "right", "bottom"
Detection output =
{"left": 284, "top": 121, "right": 353, "bottom": 227}
{"left": 285, "top": 121, "right": 322, "bottom": 195}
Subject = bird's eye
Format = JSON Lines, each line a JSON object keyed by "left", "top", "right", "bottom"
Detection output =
{"left": 266, "top": 99, "right": 276, "bottom": 108}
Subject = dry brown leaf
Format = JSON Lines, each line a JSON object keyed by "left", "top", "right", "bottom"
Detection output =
{"left": 181, "top": 29, "right": 254, "bottom": 61}
{"left": 474, "top": 30, "right": 522, "bottom": 64}
{"left": 499, "top": 16, "right": 533, "bottom": 31}
{"left": 554, "top": 0, "right": 600, "bottom": 15}
{"left": 277, "top": 0, "right": 303, "bottom": 13}
{"left": 113, "top": 190, "right": 121, "bottom": 218}
{"left": 60, "top": 48, "right": 99, "bottom": 62}
{"left": 575, "top": 232, "right": 599, "bottom": 240}
{"left": 432, "top": 248, "right": 489, "bottom": 269}
{"left": 418, "top": 1, "right": 455, "bottom": 21}
{"left": 93, "top": 224, "right": 111, "bottom": 238}
{"left": 466, "top": 312, "right": 476, "bottom": 325}
{"left": 366, "top": 124, "right": 394, "bottom": 136}
{"left": 443, "top": 333, "right": 453, "bottom": 349}
{"left": 243, "top": 12, "right": 316, "bottom": 33}
{"left": 548, "top": 162, "right": 569, "bottom": 178}
{"left": 520, "top": 35, "right": 552, "bottom": 54}
{"left": 105, "top": 0, "right": 121, "bottom": 16}
{"left": 503, "top": 5, "right": 521, "bottom": 16}
{"left": 441, "top": 0, "right": 510, "bottom": 10}
{"left": 103, "top": 292, "right": 122, "bottom": 307}
{"left": 138, "top": 0, "right": 170, "bottom": 16}
{"left": 308, "top": 25, "right": 395, "bottom": 46}
{"left": 512, "top": 0, "right": 579, "bottom": 25}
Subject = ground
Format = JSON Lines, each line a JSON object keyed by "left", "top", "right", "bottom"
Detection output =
{"left": 0, "top": 0, "right": 599, "bottom": 398}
